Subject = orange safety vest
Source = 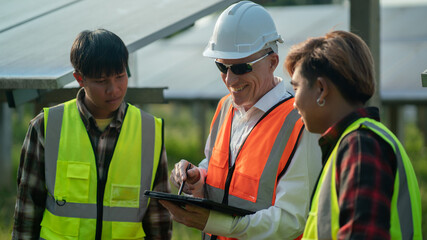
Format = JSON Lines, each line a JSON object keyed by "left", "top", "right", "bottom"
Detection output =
{"left": 204, "top": 95, "right": 304, "bottom": 240}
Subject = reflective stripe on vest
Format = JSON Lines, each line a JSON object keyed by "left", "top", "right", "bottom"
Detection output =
{"left": 303, "top": 118, "right": 422, "bottom": 240}
{"left": 205, "top": 95, "right": 303, "bottom": 212}
{"left": 41, "top": 99, "right": 163, "bottom": 239}
{"left": 206, "top": 95, "right": 233, "bottom": 161}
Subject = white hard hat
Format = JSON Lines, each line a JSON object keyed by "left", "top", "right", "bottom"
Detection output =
{"left": 203, "top": 1, "right": 284, "bottom": 59}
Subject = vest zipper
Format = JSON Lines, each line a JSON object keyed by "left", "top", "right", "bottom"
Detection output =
{"left": 212, "top": 153, "right": 235, "bottom": 240}
{"left": 95, "top": 142, "right": 115, "bottom": 240}
{"left": 93, "top": 107, "right": 126, "bottom": 239}
{"left": 95, "top": 177, "right": 105, "bottom": 240}
{"left": 222, "top": 161, "right": 235, "bottom": 205}
{"left": 84, "top": 117, "right": 104, "bottom": 240}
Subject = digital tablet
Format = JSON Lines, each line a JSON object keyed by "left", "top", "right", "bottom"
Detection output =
{"left": 144, "top": 190, "right": 254, "bottom": 216}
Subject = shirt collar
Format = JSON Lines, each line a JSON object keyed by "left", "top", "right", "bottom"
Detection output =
{"left": 233, "top": 77, "right": 291, "bottom": 114}
{"left": 318, "top": 107, "right": 381, "bottom": 163}
{"left": 76, "top": 88, "right": 127, "bottom": 132}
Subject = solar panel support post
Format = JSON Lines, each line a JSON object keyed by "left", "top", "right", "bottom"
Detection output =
{"left": 0, "top": 103, "right": 12, "bottom": 188}
{"left": 422, "top": 69, "right": 427, "bottom": 87}
{"left": 350, "top": 0, "right": 380, "bottom": 108}
{"left": 6, "top": 89, "right": 40, "bottom": 108}
{"left": 421, "top": 70, "right": 427, "bottom": 143}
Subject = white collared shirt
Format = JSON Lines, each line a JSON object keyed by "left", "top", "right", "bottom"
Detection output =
{"left": 229, "top": 78, "right": 292, "bottom": 165}
{"left": 195, "top": 77, "right": 322, "bottom": 239}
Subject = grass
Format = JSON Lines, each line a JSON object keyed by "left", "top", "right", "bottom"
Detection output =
{"left": 1, "top": 102, "right": 426, "bottom": 239}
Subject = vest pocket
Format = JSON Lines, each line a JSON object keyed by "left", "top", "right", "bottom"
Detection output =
{"left": 112, "top": 221, "right": 145, "bottom": 239}
{"left": 110, "top": 184, "right": 139, "bottom": 208}
{"left": 210, "top": 148, "right": 228, "bottom": 168}
{"left": 230, "top": 171, "right": 259, "bottom": 203}
{"left": 207, "top": 148, "right": 228, "bottom": 188}
{"left": 40, "top": 210, "right": 80, "bottom": 237}
{"left": 66, "top": 162, "right": 90, "bottom": 202}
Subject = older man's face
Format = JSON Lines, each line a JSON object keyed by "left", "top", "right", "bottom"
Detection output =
{"left": 217, "top": 52, "right": 277, "bottom": 111}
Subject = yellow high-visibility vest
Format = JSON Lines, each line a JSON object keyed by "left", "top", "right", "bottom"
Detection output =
{"left": 39, "top": 99, "right": 163, "bottom": 240}
{"left": 303, "top": 118, "right": 422, "bottom": 240}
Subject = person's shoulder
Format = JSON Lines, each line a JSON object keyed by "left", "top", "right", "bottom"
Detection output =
{"left": 127, "top": 104, "right": 162, "bottom": 121}
{"left": 344, "top": 127, "right": 382, "bottom": 142}
{"left": 24, "top": 110, "right": 46, "bottom": 138}
{"left": 341, "top": 128, "right": 393, "bottom": 153}
{"left": 29, "top": 111, "right": 45, "bottom": 128}
{"left": 339, "top": 127, "right": 397, "bottom": 173}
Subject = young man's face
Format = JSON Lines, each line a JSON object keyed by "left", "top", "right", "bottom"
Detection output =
{"left": 290, "top": 64, "right": 323, "bottom": 133}
{"left": 74, "top": 69, "right": 128, "bottom": 119}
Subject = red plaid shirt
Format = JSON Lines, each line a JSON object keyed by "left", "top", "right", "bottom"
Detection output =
{"left": 12, "top": 88, "right": 171, "bottom": 239}
{"left": 318, "top": 107, "right": 397, "bottom": 240}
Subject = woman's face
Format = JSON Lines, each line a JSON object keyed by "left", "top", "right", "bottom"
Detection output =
{"left": 290, "top": 65, "right": 324, "bottom": 134}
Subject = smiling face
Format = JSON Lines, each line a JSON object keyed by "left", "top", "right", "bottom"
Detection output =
{"left": 291, "top": 64, "right": 324, "bottom": 133}
{"left": 217, "top": 51, "right": 278, "bottom": 111}
{"left": 74, "top": 69, "right": 128, "bottom": 119}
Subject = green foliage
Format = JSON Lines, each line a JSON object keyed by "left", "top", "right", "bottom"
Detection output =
{"left": 10, "top": 104, "right": 35, "bottom": 179}
{"left": 142, "top": 102, "right": 209, "bottom": 169}
{"left": 404, "top": 123, "right": 427, "bottom": 236}
{"left": 0, "top": 187, "right": 14, "bottom": 238}
{"left": 0, "top": 103, "right": 35, "bottom": 238}
{"left": 405, "top": 123, "right": 427, "bottom": 181}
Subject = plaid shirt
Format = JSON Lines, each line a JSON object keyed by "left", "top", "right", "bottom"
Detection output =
{"left": 318, "top": 107, "right": 397, "bottom": 240}
{"left": 12, "top": 88, "right": 171, "bottom": 240}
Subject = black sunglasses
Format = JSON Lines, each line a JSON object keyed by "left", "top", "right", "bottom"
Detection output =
{"left": 215, "top": 51, "right": 274, "bottom": 75}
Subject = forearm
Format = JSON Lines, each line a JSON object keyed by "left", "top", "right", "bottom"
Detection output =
{"left": 204, "top": 200, "right": 306, "bottom": 239}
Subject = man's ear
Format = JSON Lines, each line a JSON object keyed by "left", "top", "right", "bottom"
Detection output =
{"left": 268, "top": 53, "right": 279, "bottom": 72}
{"left": 73, "top": 72, "right": 84, "bottom": 87}
{"left": 316, "top": 76, "right": 329, "bottom": 100}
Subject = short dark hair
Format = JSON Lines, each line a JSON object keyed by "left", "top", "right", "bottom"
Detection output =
{"left": 70, "top": 29, "right": 128, "bottom": 78}
{"left": 284, "top": 30, "right": 375, "bottom": 104}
